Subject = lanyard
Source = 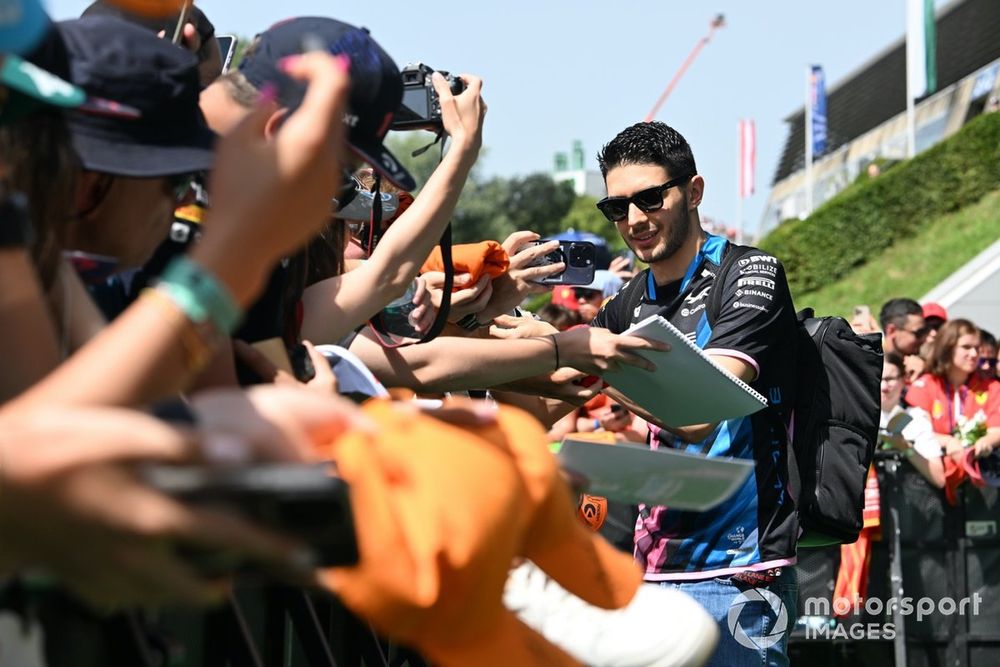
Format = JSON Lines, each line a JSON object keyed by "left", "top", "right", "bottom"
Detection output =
{"left": 945, "top": 381, "right": 967, "bottom": 434}
{"left": 646, "top": 233, "right": 726, "bottom": 300}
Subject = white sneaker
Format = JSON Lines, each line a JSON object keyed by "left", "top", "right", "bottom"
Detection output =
{"left": 504, "top": 561, "right": 718, "bottom": 667}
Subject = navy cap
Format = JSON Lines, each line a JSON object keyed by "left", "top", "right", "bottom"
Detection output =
{"left": 239, "top": 17, "right": 415, "bottom": 191}
{"left": 32, "top": 16, "right": 214, "bottom": 177}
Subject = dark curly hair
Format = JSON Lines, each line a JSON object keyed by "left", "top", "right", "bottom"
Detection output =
{"left": 597, "top": 121, "right": 697, "bottom": 180}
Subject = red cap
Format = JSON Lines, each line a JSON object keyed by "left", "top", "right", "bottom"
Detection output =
{"left": 550, "top": 286, "right": 579, "bottom": 310}
{"left": 922, "top": 302, "right": 948, "bottom": 322}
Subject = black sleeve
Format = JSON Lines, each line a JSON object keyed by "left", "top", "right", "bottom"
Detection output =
{"left": 590, "top": 272, "right": 640, "bottom": 333}
{"left": 705, "top": 251, "right": 796, "bottom": 370}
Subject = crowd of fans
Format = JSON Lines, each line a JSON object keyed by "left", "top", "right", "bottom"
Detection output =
{"left": 1, "top": 2, "right": 997, "bottom": 667}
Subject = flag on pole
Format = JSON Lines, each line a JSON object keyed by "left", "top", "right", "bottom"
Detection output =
{"left": 907, "top": 0, "right": 937, "bottom": 99}
{"left": 738, "top": 119, "right": 755, "bottom": 199}
{"left": 809, "top": 65, "right": 828, "bottom": 157}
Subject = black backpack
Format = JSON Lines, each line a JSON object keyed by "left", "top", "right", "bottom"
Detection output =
{"left": 708, "top": 245, "right": 883, "bottom": 545}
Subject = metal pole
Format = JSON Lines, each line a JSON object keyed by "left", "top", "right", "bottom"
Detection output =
{"left": 736, "top": 121, "right": 744, "bottom": 244}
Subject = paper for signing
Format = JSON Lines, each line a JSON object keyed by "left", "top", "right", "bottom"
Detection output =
{"left": 601, "top": 314, "right": 767, "bottom": 426}
{"left": 559, "top": 438, "right": 754, "bottom": 511}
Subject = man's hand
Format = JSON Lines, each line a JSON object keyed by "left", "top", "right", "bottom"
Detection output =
{"left": 555, "top": 327, "right": 669, "bottom": 376}
{"left": 423, "top": 272, "right": 494, "bottom": 323}
{"left": 233, "top": 340, "right": 339, "bottom": 395}
{"left": 190, "top": 384, "right": 372, "bottom": 463}
{"left": 0, "top": 407, "right": 304, "bottom": 609}
{"left": 408, "top": 276, "right": 437, "bottom": 334}
{"left": 493, "top": 368, "right": 604, "bottom": 405}
{"left": 904, "top": 354, "right": 925, "bottom": 383}
{"left": 489, "top": 313, "right": 558, "bottom": 340}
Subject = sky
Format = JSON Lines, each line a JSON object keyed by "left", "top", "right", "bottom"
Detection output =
{"left": 48, "top": 0, "right": 950, "bottom": 235}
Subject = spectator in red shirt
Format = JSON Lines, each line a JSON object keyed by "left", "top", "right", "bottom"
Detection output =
{"left": 905, "top": 319, "right": 1000, "bottom": 503}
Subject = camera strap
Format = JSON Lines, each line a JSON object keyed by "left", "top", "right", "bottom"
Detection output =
{"left": 367, "top": 158, "right": 454, "bottom": 347}
{"left": 409, "top": 130, "right": 446, "bottom": 158}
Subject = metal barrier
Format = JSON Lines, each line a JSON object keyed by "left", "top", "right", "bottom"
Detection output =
{"left": 790, "top": 453, "right": 1000, "bottom": 666}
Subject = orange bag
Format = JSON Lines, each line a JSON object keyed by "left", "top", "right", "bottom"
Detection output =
{"left": 421, "top": 241, "right": 509, "bottom": 289}
{"left": 315, "top": 401, "right": 642, "bottom": 667}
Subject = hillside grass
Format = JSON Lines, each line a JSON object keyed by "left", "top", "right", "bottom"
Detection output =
{"left": 798, "top": 188, "right": 1000, "bottom": 318}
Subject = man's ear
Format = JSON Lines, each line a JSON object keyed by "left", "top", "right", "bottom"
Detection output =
{"left": 263, "top": 107, "right": 290, "bottom": 140}
{"left": 687, "top": 174, "right": 705, "bottom": 210}
{"left": 74, "top": 171, "right": 113, "bottom": 218}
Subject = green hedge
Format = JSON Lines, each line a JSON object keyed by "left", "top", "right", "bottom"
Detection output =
{"left": 760, "top": 111, "right": 1000, "bottom": 296}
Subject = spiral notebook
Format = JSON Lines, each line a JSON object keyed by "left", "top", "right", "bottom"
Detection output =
{"left": 602, "top": 314, "right": 767, "bottom": 426}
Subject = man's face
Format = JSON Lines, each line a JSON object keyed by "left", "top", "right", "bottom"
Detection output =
{"left": 73, "top": 174, "right": 180, "bottom": 269}
{"left": 889, "top": 313, "right": 927, "bottom": 355}
{"left": 604, "top": 163, "right": 692, "bottom": 266}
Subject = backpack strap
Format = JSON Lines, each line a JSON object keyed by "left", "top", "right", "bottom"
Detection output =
{"left": 706, "top": 244, "right": 758, "bottom": 328}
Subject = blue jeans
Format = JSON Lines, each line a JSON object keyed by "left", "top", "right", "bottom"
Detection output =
{"left": 661, "top": 568, "right": 797, "bottom": 667}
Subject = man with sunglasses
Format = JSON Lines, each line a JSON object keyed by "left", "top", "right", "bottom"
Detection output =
{"left": 878, "top": 297, "right": 928, "bottom": 384}
{"left": 583, "top": 121, "right": 800, "bottom": 666}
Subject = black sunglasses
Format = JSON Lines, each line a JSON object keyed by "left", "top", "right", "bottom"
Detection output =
{"left": 595, "top": 175, "right": 691, "bottom": 223}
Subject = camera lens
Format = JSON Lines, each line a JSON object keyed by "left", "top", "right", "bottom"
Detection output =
{"left": 568, "top": 244, "right": 592, "bottom": 267}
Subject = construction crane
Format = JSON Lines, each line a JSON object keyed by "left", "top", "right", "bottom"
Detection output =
{"left": 644, "top": 13, "right": 726, "bottom": 122}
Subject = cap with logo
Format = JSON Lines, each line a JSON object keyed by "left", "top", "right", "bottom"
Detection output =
{"left": 29, "top": 16, "right": 214, "bottom": 177}
{"left": 239, "top": 16, "right": 415, "bottom": 191}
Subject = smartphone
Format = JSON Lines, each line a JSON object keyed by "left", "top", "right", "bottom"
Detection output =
{"left": 853, "top": 305, "right": 872, "bottom": 319}
{"left": 143, "top": 463, "right": 359, "bottom": 569}
{"left": 216, "top": 34, "right": 238, "bottom": 74}
{"left": 531, "top": 240, "right": 597, "bottom": 286}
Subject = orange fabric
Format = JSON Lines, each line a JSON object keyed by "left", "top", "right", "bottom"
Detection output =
{"left": 315, "top": 401, "right": 642, "bottom": 667}
{"left": 421, "top": 241, "right": 509, "bottom": 289}
{"left": 833, "top": 528, "right": 874, "bottom": 617}
{"left": 108, "top": 0, "right": 185, "bottom": 17}
{"left": 861, "top": 466, "right": 881, "bottom": 531}
{"left": 834, "top": 467, "right": 881, "bottom": 615}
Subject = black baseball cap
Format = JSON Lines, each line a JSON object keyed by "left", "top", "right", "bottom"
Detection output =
{"left": 239, "top": 17, "right": 415, "bottom": 191}
{"left": 30, "top": 16, "right": 214, "bottom": 177}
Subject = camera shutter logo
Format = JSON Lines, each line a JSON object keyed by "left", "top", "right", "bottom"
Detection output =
{"left": 726, "top": 587, "right": 788, "bottom": 650}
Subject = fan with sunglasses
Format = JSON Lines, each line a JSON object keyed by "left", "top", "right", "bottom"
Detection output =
{"left": 333, "top": 171, "right": 456, "bottom": 348}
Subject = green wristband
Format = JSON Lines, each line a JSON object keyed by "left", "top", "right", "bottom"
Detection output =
{"left": 158, "top": 257, "right": 242, "bottom": 334}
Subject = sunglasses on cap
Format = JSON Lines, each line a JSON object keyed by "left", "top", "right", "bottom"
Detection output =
{"left": 595, "top": 175, "right": 691, "bottom": 223}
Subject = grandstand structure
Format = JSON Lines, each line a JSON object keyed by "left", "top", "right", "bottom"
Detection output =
{"left": 761, "top": 0, "right": 1000, "bottom": 237}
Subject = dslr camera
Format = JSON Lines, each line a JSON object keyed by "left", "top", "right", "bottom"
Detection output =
{"left": 392, "top": 63, "right": 466, "bottom": 131}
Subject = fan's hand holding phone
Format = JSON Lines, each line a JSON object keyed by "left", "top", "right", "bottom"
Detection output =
{"left": 530, "top": 240, "right": 596, "bottom": 286}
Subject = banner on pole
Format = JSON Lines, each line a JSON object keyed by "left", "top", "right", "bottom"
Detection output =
{"left": 809, "top": 65, "right": 827, "bottom": 158}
